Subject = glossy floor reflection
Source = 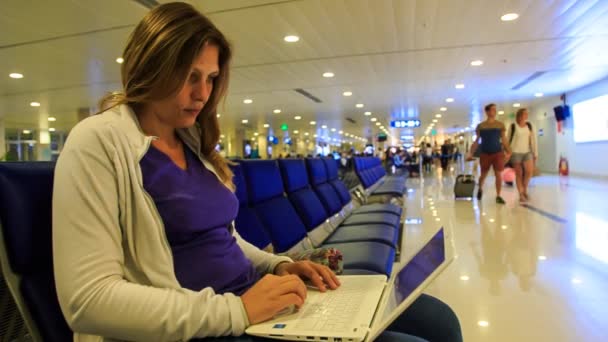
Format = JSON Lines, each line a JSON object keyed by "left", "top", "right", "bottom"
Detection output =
{"left": 397, "top": 170, "right": 608, "bottom": 342}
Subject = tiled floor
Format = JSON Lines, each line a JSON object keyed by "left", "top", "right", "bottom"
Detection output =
{"left": 397, "top": 169, "right": 608, "bottom": 342}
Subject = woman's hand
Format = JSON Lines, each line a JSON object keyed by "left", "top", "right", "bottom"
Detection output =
{"left": 275, "top": 261, "right": 341, "bottom": 292}
{"left": 241, "top": 274, "right": 306, "bottom": 325}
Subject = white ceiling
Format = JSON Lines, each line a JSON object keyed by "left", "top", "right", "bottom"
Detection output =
{"left": 2, "top": 0, "right": 608, "bottom": 141}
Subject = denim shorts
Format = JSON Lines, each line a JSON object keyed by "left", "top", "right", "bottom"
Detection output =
{"left": 510, "top": 152, "right": 533, "bottom": 164}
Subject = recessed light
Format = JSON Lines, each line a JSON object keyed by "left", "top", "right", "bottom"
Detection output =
{"left": 22, "top": 130, "right": 31, "bottom": 134}
{"left": 572, "top": 278, "right": 582, "bottom": 284}
{"left": 538, "top": 255, "right": 547, "bottom": 260}
{"left": 435, "top": 218, "right": 441, "bottom": 222}
{"left": 243, "top": 99, "right": 253, "bottom": 104}
{"left": 513, "top": 103, "right": 521, "bottom": 107}
{"left": 314, "top": 134, "right": 318, "bottom": 138}
{"left": 433, "top": 119, "right": 438, "bottom": 123}
{"left": 49, "top": 128, "right": 56, "bottom": 132}
{"left": 477, "top": 321, "right": 490, "bottom": 327}
{"left": 254, "top": 132, "right": 259, "bottom": 136}
{"left": 273, "top": 109, "right": 281, "bottom": 114}
{"left": 498, "top": 110, "right": 505, "bottom": 115}
{"left": 470, "top": 60, "right": 484, "bottom": 66}
{"left": 376, "top": 122, "right": 381, "bottom": 126}
{"left": 343, "top": 91, "right": 353, "bottom": 96}
{"left": 284, "top": 35, "right": 300, "bottom": 43}
{"left": 535, "top": 92, "right": 544, "bottom": 97}
{"left": 331, "top": 128, "right": 336, "bottom": 132}
{"left": 242, "top": 119, "right": 248, "bottom": 124}
{"left": 370, "top": 118, "right": 377, "bottom": 122}
{"left": 294, "top": 116, "right": 302, "bottom": 120}
{"left": 489, "top": 218, "right": 495, "bottom": 223}
{"left": 305, "top": 132, "right": 309, "bottom": 136}
{"left": 48, "top": 117, "right": 56, "bottom": 122}
{"left": 435, "top": 114, "right": 442, "bottom": 118}
{"left": 446, "top": 98, "right": 454, "bottom": 103}
{"left": 9, "top": 73, "right": 24, "bottom": 79}
{"left": 339, "top": 130, "right": 344, "bottom": 134}
{"left": 501, "top": 225, "right": 508, "bottom": 230}
{"left": 356, "top": 103, "right": 364, "bottom": 108}
{"left": 323, "top": 72, "right": 335, "bottom": 78}
{"left": 310, "top": 121, "right": 317, "bottom": 125}
{"left": 30, "top": 102, "right": 41, "bottom": 107}
{"left": 380, "top": 126, "right": 384, "bottom": 129}
{"left": 116, "top": 57, "right": 124, "bottom": 64}
{"left": 263, "top": 124, "right": 270, "bottom": 128}
{"left": 322, "top": 125, "right": 327, "bottom": 129}
{"left": 293, "top": 130, "right": 299, "bottom": 134}
{"left": 501, "top": 13, "right": 519, "bottom": 21}
{"left": 460, "top": 275, "right": 470, "bottom": 281}
{"left": 364, "top": 111, "right": 372, "bottom": 116}
{"left": 455, "top": 83, "right": 465, "bottom": 89}
{"left": 220, "top": 134, "right": 225, "bottom": 138}
{"left": 440, "top": 107, "right": 447, "bottom": 111}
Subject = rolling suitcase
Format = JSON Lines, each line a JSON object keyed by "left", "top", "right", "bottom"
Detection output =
{"left": 454, "top": 174, "right": 476, "bottom": 198}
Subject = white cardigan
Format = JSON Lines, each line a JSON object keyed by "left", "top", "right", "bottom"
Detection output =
{"left": 52, "top": 104, "right": 291, "bottom": 342}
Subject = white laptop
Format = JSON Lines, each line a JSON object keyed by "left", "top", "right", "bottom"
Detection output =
{"left": 246, "top": 227, "right": 454, "bottom": 342}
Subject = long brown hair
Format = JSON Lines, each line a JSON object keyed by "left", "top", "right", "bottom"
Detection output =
{"left": 100, "top": 2, "right": 234, "bottom": 188}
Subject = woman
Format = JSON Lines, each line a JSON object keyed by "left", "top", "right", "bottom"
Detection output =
{"left": 507, "top": 108, "right": 538, "bottom": 202}
{"left": 53, "top": 3, "right": 461, "bottom": 342}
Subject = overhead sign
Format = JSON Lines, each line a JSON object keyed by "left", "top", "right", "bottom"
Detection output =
{"left": 390, "top": 120, "right": 421, "bottom": 128}
{"left": 431, "top": 129, "right": 437, "bottom": 136}
{"left": 401, "top": 135, "right": 415, "bottom": 140}
{"left": 280, "top": 123, "right": 288, "bottom": 131}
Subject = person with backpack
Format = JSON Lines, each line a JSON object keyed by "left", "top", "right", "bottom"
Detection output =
{"left": 507, "top": 108, "right": 538, "bottom": 202}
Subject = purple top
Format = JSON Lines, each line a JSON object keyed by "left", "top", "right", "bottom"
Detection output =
{"left": 140, "top": 143, "right": 259, "bottom": 295}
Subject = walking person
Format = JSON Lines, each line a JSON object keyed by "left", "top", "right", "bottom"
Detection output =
{"left": 507, "top": 108, "right": 538, "bottom": 202}
{"left": 467, "top": 103, "right": 512, "bottom": 204}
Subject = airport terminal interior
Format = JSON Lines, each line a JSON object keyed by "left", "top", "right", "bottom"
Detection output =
{"left": 1, "top": 1, "right": 608, "bottom": 341}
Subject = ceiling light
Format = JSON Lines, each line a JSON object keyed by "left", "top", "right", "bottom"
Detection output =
{"left": 9, "top": 73, "right": 24, "bottom": 79}
{"left": 446, "top": 98, "right": 454, "bottom": 103}
{"left": 48, "top": 117, "right": 56, "bottom": 121}
{"left": 356, "top": 103, "right": 364, "bottom": 108}
{"left": 293, "top": 130, "right": 299, "bottom": 134}
{"left": 216, "top": 113, "right": 221, "bottom": 118}
{"left": 370, "top": 118, "right": 377, "bottom": 122}
{"left": 30, "top": 102, "right": 41, "bottom": 107}
{"left": 572, "top": 278, "right": 582, "bottom": 284}
{"left": 284, "top": 35, "right": 300, "bottom": 43}
{"left": 49, "top": 128, "right": 56, "bottom": 132}
{"left": 323, "top": 72, "right": 335, "bottom": 78}
{"left": 460, "top": 275, "right": 470, "bottom": 281}
{"left": 470, "top": 60, "right": 484, "bottom": 66}
{"left": 339, "top": 130, "right": 344, "bottom": 134}
{"left": 501, "top": 225, "right": 508, "bottom": 230}
{"left": 310, "top": 121, "right": 317, "bottom": 125}
{"left": 455, "top": 83, "right": 465, "bottom": 89}
{"left": 243, "top": 99, "right": 253, "bottom": 104}
{"left": 273, "top": 109, "right": 281, "bottom": 114}
{"left": 376, "top": 122, "right": 381, "bottom": 126}
{"left": 535, "top": 92, "right": 544, "bottom": 97}
{"left": 314, "top": 134, "right": 318, "bottom": 138}
{"left": 331, "top": 128, "right": 336, "bottom": 132}
{"left": 294, "top": 116, "right": 302, "bottom": 120}
{"left": 380, "top": 126, "right": 384, "bottom": 129}
{"left": 435, "top": 114, "right": 442, "bottom": 118}
{"left": 220, "top": 134, "right": 225, "bottom": 138}
{"left": 242, "top": 119, "right": 248, "bottom": 124}
{"left": 440, "top": 107, "right": 447, "bottom": 111}
{"left": 322, "top": 125, "right": 327, "bottom": 129}
{"left": 343, "top": 91, "right": 353, "bottom": 96}
{"left": 254, "top": 132, "right": 259, "bottom": 136}
{"left": 116, "top": 57, "right": 124, "bottom": 64}
{"left": 263, "top": 124, "right": 270, "bottom": 128}
{"left": 364, "top": 111, "right": 372, "bottom": 116}
{"left": 305, "top": 132, "right": 309, "bottom": 136}
{"left": 433, "top": 119, "right": 438, "bottom": 123}
{"left": 513, "top": 103, "right": 521, "bottom": 107}
{"left": 22, "top": 130, "right": 31, "bottom": 134}
{"left": 501, "top": 13, "right": 519, "bottom": 21}
{"left": 498, "top": 110, "right": 505, "bottom": 115}
{"left": 538, "top": 255, "right": 547, "bottom": 261}
{"left": 477, "top": 321, "right": 490, "bottom": 327}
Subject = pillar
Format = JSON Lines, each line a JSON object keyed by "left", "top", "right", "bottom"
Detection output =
{"left": 0, "top": 118, "right": 6, "bottom": 160}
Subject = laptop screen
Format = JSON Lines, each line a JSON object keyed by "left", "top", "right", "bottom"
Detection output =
{"left": 384, "top": 228, "right": 446, "bottom": 310}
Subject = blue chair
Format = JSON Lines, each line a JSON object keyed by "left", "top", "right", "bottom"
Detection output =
{"left": 322, "top": 158, "right": 402, "bottom": 217}
{"left": 354, "top": 157, "right": 406, "bottom": 197}
{"left": 306, "top": 159, "right": 401, "bottom": 228}
{"left": 231, "top": 163, "right": 274, "bottom": 251}
{"left": 240, "top": 160, "right": 395, "bottom": 275}
{"left": 278, "top": 159, "right": 397, "bottom": 248}
{"left": 0, "top": 162, "right": 72, "bottom": 342}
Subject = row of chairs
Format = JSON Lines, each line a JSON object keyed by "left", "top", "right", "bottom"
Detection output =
{"left": 0, "top": 157, "right": 406, "bottom": 341}
{"left": 353, "top": 157, "right": 406, "bottom": 197}
{"left": 232, "top": 157, "right": 405, "bottom": 276}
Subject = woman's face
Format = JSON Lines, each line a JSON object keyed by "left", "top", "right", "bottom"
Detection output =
{"left": 145, "top": 44, "right": 220, "bottom": 128}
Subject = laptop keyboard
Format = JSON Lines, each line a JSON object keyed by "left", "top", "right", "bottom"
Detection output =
{"left": 295, "top": 279, "right": 369, "bottom": 332}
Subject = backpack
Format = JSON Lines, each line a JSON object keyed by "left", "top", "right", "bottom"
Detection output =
{"left": 509, "top": 122, "right": 532, "bottom": 145}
